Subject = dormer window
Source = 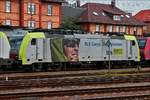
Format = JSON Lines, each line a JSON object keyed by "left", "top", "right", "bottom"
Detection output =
{"left": 113, "top": 15, "right": 121, "bottom": 21}
{"left": 93, "top": 12, "right": 98, "bottom": 16}
{"left": 125, "top": 15, "right": 130, "bottom": 18}
{"left": 102, "top": 12, "right": 106, "bottom": 16}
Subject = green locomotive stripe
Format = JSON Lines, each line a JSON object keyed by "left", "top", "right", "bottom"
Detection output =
{"left": 51, "top": 38, "right": 68, "bottom": 62}
{"left": 19, "top": 32, "right": 45, "bottom": 65}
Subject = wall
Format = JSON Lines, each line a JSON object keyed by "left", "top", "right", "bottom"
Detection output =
{"left": 0, "top": 0, "right": 19, "bottom": 26}
{"left": 0, "top": 0, "right": 62, "bottom": 29}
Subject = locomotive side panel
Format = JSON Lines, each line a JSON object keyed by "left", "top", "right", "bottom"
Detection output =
{"left": 109, "top": 39, "right": 127, "bottom": 61}
{"left": 0, "top": 32, "right": 10, "bottom": 59}
{"left": 79, "top": 38, "right": 103, "bottom": 61}
{"left": 131, "top": 40, "right": 139, "bottom": 61}
{"left": 124, "top": 35, "right": 140, "bottom": 62}
{"left": 50, "top": 38, "right": 79, "bottom": 62}
{"left": 25, "top": 38, "right": 52, "bottom": 64}
{"left": 44, "top": 38, "right": 52, "bottom": 62}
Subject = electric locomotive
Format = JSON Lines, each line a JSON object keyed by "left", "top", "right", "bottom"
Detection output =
{"left": 0, "top": 29, "right": 141, "bottom": 71}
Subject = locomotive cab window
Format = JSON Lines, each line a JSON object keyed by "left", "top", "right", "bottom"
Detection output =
{"left": 9, "top": 36, "right": 24, "bottom": 53}
{"left": 132, "top": 40, "right": 135, "bottom": 46}
{"left": 138, "top": 39, "right": 146, "bottom": 49}
{"left": 31, "top": 39, "right": 36, "bottom": 45}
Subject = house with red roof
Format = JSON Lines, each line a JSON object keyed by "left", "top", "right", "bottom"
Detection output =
{"left": 78, "top": 1, "right": 145, "bottom": 36}
{"left": 134, "top": 9, "right": 150, "bottom": 33}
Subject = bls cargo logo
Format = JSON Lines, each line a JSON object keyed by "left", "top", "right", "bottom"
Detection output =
{"left": 84, "top": 39, "right": 101, "bottom": 47}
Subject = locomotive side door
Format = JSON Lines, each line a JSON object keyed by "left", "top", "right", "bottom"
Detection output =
{"left": 131, "top": 40, "right": 139, "bottom": 61}
{"left": 0, "top": 37, "right": 4, "bottom": 59}
{"left": 26, "top": 38, "right": 44, "bottom": 64}
{"left": 36, "top": 38, "right": 44, "bottom": 61}
{"left": 26, "top": 38, "right": 37, "bottom": 64}
{"left": 127, "top": 40, "right": 132, "bottom": 60}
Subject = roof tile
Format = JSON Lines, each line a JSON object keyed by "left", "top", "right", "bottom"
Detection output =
{"left": 134, "top": 9, "right": 150, "bottom": 22}
{"left": 41, "top": 0, "right": 65, "bottom": 3}
{"left": 79, "top": 3, "right": 145, "bottom": 26}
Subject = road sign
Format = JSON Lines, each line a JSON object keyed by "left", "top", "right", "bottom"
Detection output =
{"left": 105, "top": 40, "right": 112, "bottom": 47}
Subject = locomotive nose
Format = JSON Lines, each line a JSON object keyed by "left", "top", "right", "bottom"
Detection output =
{"left": 10, "top": 51, "right": 18, "bottom": 60}
{"left": 140, "top": 49, "right": 145, "bottom": 60}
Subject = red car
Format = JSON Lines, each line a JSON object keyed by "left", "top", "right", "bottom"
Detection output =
{"left": 138, "top": 37, "right": 150, "bottom": 61}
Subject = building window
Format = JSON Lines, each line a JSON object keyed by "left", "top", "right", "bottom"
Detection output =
{"left": 28, "top": 3, "right": 36, "bottom": 14}
{"left": 28, "top": 21, "right": 35, "bottom": 28}
{"left": 47, "top": 22, "right": 52, "bottom": 29}
{"left": 5, "top": 0, "right": 11, "bottom": 13}
{"left": 134, "top": 27, "right": 137, "bottom": 35}
{"left": 108, "top": 25, "right": 113, "bottom": 32}
{"left": 48, "top": 5, "right": 52, "bottom": 16}
{"left": 134, "top": 27, "right": 137, "bottom": 31}
{"left": 5, "top": 20, "right": 11, "bottom": 25}
{"left": 96, "top": 24, "right": 100, "bottom": 32}
{"left": 143, "top": 26, "right": 147, "bottom": 31}
{"left": 113, "top": 15, "right": 121, "bottom": 21}
{"left": 116, "top": 26, "right": 120, "bottom": 32}
{"left": 122, "top": 26, "right": 126, "bottom": 32}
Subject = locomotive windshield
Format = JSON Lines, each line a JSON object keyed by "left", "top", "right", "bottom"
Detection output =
{"left": 9, "top": 36, "right": 24, "bottom": 53}
{"left": 138, "top": 39, "right": 146, "bottom": 49}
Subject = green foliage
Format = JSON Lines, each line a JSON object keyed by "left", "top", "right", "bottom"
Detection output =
{"left": 61, "top": 17, "right": 81, "bottom": 30}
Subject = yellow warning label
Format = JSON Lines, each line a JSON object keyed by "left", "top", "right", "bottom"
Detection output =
{"left": 113, "top": 48, "right": 123, "bottom": 55}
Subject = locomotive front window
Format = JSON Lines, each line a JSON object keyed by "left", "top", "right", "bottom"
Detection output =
{"left": 138, "top": 39, "right": 146, "bottom": 49}
{"left": 9, "top": 36, "right": 24, "bottom": 52}
{"left": 132, "top": 40, "right": 136, "bottom": 46}
{"left": 31, "top": 39, "right": 36, "bottom": 45}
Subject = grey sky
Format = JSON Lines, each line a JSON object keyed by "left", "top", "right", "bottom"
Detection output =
{"left": 67, "top": 0, "right": 150, "bottom": 15}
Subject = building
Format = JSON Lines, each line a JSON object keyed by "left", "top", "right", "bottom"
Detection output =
{"left": 78, "top": 2, "right": 145, "bottom": 35}
{"left": 0, "top": 0, "right": 64, "bottom": 29}
{"left": 134, "top": 9, "right": 150, "bottom": 33}
{"left": 68, "top": 0, "right": 150, "bottom": 15}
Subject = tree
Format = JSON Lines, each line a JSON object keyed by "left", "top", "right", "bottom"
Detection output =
{"left": 61, "top": 17, "right": 82, "bottom": 30}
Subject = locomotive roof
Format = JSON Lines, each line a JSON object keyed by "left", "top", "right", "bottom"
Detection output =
{"left": 73, "top": 34, "right": 109, "bottom": 39}
{"left": 0, "top": 29, "right": 28, "bottom": 37}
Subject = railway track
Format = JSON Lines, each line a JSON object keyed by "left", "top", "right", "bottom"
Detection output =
{"left": 0, "top": 82, "right": 150, "bottom": 99}
{"left": 0, "top": 68, "right": 150, "bottom": 99}
{"left": 0, "top": 70, "right": 150, "bottom": 90}
{"left": 0, "top": 67, "right": 150, "bottom": 79}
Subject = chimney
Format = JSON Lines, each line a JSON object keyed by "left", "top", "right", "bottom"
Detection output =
{"left": 76, "top": 0, "right": 80, "bottom": 7}
{"left": 111, "top": 0, "right": 116, "bottom": 7}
